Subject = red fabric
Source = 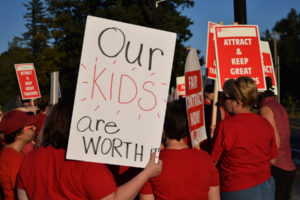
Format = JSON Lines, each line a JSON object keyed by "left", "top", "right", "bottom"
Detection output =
{"left": 211, "top": 113, "right": 278, "bottom": 192}
{"left": 0, "top": 147, "right": 24, "bottom": 200}
{"left": 140, "top": 148, "right": 219, "bottom": 199}
{"left": 261, "top": 97, "right": 296, "bottom": 171}
{"left": 0, "top": 110, "right": 38, "bottom": 135}
{"left": 32, "top": 113, "right": 46, "bottom": 142}
{"left": 17, "top": 146, "right": 117, "bottom": 200}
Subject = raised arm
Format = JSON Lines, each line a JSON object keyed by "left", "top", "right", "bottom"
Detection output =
{"left": 102, "top": 153, "right": 162, "bottom": 200}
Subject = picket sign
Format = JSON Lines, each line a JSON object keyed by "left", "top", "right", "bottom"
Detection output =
{"left": 66, "top": 16, "right": 176, "bottom": 168}
{"left": 176, "top": 76, "right": 186, "bottom": 98}
{"left": 214, "top": 25, "right": 266, "bottom": 91}
{"left": 184, "top": 48, "right": 206, "bottom": 147}
{"left": 14, "top": 63, "right": 41, "bottom": 100}
{"left": 205, "top": 22, "right": 218, "bottom": 80}
{"left": 260, "top": 41, "right": 278, "bottom": 95}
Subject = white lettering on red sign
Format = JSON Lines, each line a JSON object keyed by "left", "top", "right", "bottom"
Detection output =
{"left": 224, "top": 38, "right": 252, "bottom": 46}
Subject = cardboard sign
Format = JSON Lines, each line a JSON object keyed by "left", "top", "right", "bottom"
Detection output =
{"left": 66, "top": 16, "right": 176, "bottom": 168}
{"left": 206, "top": 22, "right": 217, "bottom": 79}
{"left": 14, "top": 63, "right": 41, "bottom": 100}
{"left": 214, "top": 25, "right": 266, "bottom": 91}
{"left": 176, "top": 76, "right": 186, "bottom": 98}
{"left": 260, "top": 41, "right": 278, "bottom": 95}
{"left": 185, "top": 48, "right": 206, "bottom": 147}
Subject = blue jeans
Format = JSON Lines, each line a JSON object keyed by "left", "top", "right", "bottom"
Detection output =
{"left": 221, "top": 177, "right": 275, "bottom": 200}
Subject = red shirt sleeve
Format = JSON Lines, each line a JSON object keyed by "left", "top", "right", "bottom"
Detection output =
{"left": 140, "top": 180, "right": 153, "bottom": 194}
{"left": 16, "top": 174, "right": 25, "bottom": 190}
{"left": 83, "top": 163, "right": 118, "bottom": 200}
{"left": 210, "top": 121, "right": 226, "bottom": 163}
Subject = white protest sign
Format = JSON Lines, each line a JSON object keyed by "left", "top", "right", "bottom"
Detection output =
{"left": 260, "top": 41, "right": 278, "bottom": 95}
{"left": 66, "top": 16, "right": 176, "bottom": 168}
{"left": 184, "top": 48, "right": 206, "bottom": 147}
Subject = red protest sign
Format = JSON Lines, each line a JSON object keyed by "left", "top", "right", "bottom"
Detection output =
{"left": 15, "top": 63, "right": 41, "bottom": 99}
{"left": 260, "top": 41, "right": 278, "bottom": 95}
{"left": 176, "top": 76, "right": 186, "bottom": 98}
{"left": 185, "top": 48, "right": 206, "bottom": 147}
{"left": 214, "top": 25, "right": 266, "bottom": 91}
{"left": 206, "top": 22, "right": 217, "bottom": 79}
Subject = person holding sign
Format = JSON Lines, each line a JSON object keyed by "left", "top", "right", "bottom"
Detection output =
{"left": 211, "top": 76, "right": 277, "bottom": 200}
{"left": 140, "top": 102, "right": 220, "bottom": 200}
{"left": 259, "top": 77, "right": 296, "bottom": 200}
{"left": 16, "top": 100, "right": 162, "bottom": 200}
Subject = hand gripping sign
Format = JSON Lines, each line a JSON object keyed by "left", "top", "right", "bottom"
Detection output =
{"left": 214, "top": 25, "right": 266, "bottom": 91}
{"left": 260, "top": 41, "right": 278, "bottom": 95}
{"left": 185, "top": 48, "right": 206, "bottom": 147}
{"left": 206, "top": 22, "right": 218, "bottom": 80}
{"left": 66, "top": 16, "right": 176, "bottom": 168}
{"left": 14, "top": 63, "right": 41, "bottom": 100}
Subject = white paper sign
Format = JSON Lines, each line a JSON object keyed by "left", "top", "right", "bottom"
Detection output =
{"left": 66, "top": 16, "right": 176, "bottom": 168}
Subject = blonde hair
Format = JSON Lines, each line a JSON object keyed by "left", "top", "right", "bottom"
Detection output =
{"left": 223, "top": 76, "right": 258, "bottom": 108}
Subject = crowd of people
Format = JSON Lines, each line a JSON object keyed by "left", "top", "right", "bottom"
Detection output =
{"left": 0, "top": 76, "right": 296, "bottom": 200}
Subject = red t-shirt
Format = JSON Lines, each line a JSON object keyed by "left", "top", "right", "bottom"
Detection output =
{"left": 261, "top": 97, "right": 296, "bottom": 171}
{"left": 140, "top": 148, "right": 219, "bottom": 199}
{"left": 211, "top": 113, "right": 278, "bottom": 192}
{"left": 17, "top": 146, "right": 117, "bottom": 200}
{"left": 0, "top": 147, "right": 24, "bottom": 200}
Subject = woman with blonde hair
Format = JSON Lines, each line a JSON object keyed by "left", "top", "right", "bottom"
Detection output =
{"left": 211, "top": 76, "right": 278, "bottom": 200}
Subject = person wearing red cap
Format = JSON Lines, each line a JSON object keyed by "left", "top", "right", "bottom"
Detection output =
{"left": 0, "top": 110, "right": 37, "bottom": 200}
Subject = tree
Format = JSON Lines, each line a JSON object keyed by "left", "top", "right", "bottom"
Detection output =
{"left": 42, "top": 0, "right": 196, "bottom": 95}
{"left": 23, "top": 0, "right": 49, "bottom": 59}
{"left": 0, "top": 40, "right": 31, "bottom": 107}
{"left": 273, "top": 9, "right": 300, "bottom": 102}
{"left": 22, "top": 0, "right": 52, "bottom": 95}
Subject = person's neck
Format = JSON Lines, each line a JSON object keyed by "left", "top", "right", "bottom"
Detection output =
{"left": 165, "top": 138, "right": 189, "bottom": 150}
{"left": 234, "top": 106, "right": 252, "bottom": 114}
{"left": 6, "top": 140, "right": 28, "bottom": 153}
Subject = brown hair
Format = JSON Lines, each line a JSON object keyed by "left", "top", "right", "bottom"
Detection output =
{"left": 41, "top": 100, "right": 73, "bottom": 149}
{"left": 223, "top": 76, "right": 258, "bottom": 108}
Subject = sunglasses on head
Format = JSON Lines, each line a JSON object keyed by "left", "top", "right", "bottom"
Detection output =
{"left": 22, "top": 125, "right": 35, "bottom": 132}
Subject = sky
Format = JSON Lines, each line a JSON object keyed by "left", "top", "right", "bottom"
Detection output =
{"left": 0, "top": 0, "right": 300, "bottom": 59}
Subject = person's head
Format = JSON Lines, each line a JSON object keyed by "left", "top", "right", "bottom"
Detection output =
{"left": 163, "top": 101, "right": 189, "bottom": 141}
{"left": 0, "top": 110, "right": 37, "bottom": 144}
{"left": 204, "top": 84, "right": 214, "bottom": 101}
{"left": 259, "top": 76, "right": 275, "bottom": 101}
{"left": 41, "top": 100, "right": 73, "bottom": 149}
{"left": 222, "top": 76, "right": 258, "bottom": 114}
{"left": 35, "top": 96, "right": 50, "bottom": 114}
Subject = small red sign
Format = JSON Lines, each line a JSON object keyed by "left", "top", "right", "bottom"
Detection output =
{"left": 185, "top": 70, "right": 204, "bottom": 131}
{"left": 214, "top": 25, "right": 266, "bottom": 91}
{"left": 15, "top": 63, "right": 41, "bottom": 99}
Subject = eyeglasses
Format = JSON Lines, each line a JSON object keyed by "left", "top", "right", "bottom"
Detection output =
{"left": 22, "top": 125, "right": 35, "bottom": 132}
{"left": 222, "top": 94, "right": 234, "bottom": 101}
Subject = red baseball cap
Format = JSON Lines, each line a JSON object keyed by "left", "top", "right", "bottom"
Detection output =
{"left": 0, "top": 110, "right": 38, "bottom": 135}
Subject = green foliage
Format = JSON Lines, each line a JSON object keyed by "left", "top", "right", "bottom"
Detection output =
{"left": 282, "top": 92, "right": 299, "bottom": 115}
{"left": 0, "top": 45, "right": 31, "bottom": 107}
{"left": 273, "top": 9, "right": 300, "bottom": 101}
{"left": 0, "top": 0, "right": 199, "bottom": 104}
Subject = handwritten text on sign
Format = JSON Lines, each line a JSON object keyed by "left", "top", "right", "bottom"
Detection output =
{"left": 66, "top": 16, "right": 176, "bottom": 168}
{"left": 214, "top": 25, "right": 266, "bottom": 91}
{"left": 14, "top": 63, "right": 41, "bottom": 100}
